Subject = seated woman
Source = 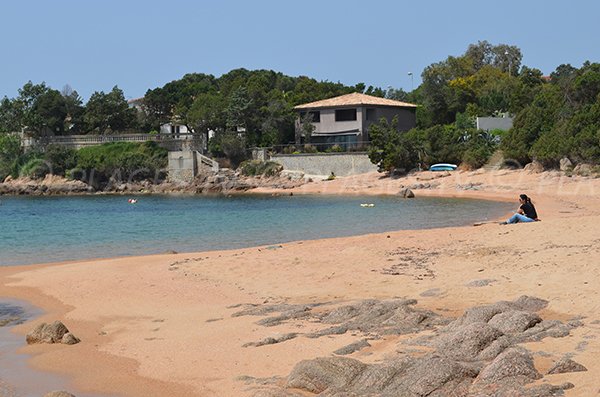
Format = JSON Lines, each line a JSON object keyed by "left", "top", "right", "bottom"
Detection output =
{"left": 501, "top": 194, "right": 539, "bottom": 224}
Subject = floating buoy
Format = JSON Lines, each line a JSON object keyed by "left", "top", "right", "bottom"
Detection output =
{"left": 360, "top": 203, "right": 375, "bottom": 207}
{"left": 128, "top": 198, "right": 138, "bottom": 204}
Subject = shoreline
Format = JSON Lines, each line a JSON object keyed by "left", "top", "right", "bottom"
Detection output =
{"left": 1, "top": 169, "right": 600, "bottom": 396}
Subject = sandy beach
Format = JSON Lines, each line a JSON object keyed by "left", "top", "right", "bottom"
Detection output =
{"left": 1, "top": 169, "right": 600, "bottom": 396}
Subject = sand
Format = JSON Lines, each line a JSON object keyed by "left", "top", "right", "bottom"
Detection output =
{"left": 1, "top": 169, "right": 599, "bottom": 396}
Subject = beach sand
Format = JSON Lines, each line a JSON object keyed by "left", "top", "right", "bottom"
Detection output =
{"left": 1, "top": 169, "right": 599, "bottom": 396}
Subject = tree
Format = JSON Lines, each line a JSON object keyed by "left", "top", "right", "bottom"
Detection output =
{"left": 84, "top": 86, "right": 137, "bottom": 133}
{"left": 367, "top": 117, "right": 418, "bottom": 172}
{"left": 0, "top": 133, "right": 23, "bottom": 180}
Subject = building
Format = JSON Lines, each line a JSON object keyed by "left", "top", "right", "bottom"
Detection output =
{"left": 294, "top": 92, "right": 417, "bottom": 147}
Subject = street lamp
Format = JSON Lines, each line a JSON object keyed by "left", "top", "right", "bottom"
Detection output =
{"left": 408, "top": 72, "right": 413, "bottom": 91}
{"left": 504, "top": 50, "right": 512, "bottom": 77}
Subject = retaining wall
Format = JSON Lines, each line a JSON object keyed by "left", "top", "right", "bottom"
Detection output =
{"left": 270, "top": 153, "right": 378, "bottom": 177}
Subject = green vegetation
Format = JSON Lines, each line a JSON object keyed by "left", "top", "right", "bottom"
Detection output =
{"left": 239, "top": 160, "right": 283, "bottom": 177}
{"left": 75, "top": 142, "right": 167, "bottom": 185}
{"left": 1, "top": 40, "right": 599, "bottom": 174}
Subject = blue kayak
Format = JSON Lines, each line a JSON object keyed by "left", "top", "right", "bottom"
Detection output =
{"left": 429, "top": 163, "right": 457, "bottom": 171}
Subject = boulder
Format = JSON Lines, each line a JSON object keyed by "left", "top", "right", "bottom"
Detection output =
{"left": 573, "top": 163, "right": 593, "bottom": 176}
{"left": 287, "top": 357, "right": 367, "bottom": 394}
{"left": 476, "top": 348, "right": 541, "bottom": 384}
{"left": 547, "top": 357, "right": 587, "bottom": 374}
{"left": 436, "top": 322, "right": 509, "bottom": 361}
{"left": 398, "top": 188, "right": 415, "bottom": 198}
{"left": 524, "top": 160, "right": 544, "bottom": 173}
{"left": 61, "top": 332, "right": 81, "bottom": 345}
{"left": 487, "top": 310, "right": 542, "bottom": 334}
{"left": 26, "top": 321, "right": 77, "bottom": 344}
{"left": 559, "top": 157, "right": 573, "bottom": 171}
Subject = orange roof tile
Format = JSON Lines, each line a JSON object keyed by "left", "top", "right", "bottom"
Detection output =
{"left": 294, "top": 92, "right": 417, "bottom": 109}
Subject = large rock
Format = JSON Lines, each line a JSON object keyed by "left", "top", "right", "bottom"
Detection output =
{"left": 547, "top": 357, "right": 588, "bottom": 374}
{"left": 487, "top": 310, "right": 542, "bottom": 334}
{"left": 560, "top": 157, "right": 573, "bottom": 171}
{"left": 573, "top": 163, "right": 593, "bottom": 176}
{"left": 287, "top": 357, "right": 366, "bottom": 394}
{"left": 436, "top": 322, "right": 509, "bottom": 361}
{"left": 524, "top": 160, "right": 544, "bottom": 173}
{"left": 398, "top": 188, "right": 415, "bottom": 198}
{"left": 476, "top": 348, "right": 541, "bottom": 384}
{"left": 26, "top": 321, "right": 78, "bottom": 345}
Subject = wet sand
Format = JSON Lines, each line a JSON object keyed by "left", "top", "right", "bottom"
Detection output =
{"left": 0, "top": 169, "right": 599, "bottom": 396}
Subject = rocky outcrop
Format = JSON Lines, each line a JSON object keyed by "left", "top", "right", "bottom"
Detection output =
{"left": 398, "top": 187, "right": 415, "bottom": 198}
{"left": 251, "top": 296, "right": 581, "bottom": 397}
{"left": 560, "top": 157, "right": 573, "bottom": 171}
{"left": 26, "top": 321, "right": 79, "bottom": 345}
{"left": 547, "top": 357, "right": 588, "bottom": 374}
{"left": 0, "top": 175, "right": 90, "bottom": 195}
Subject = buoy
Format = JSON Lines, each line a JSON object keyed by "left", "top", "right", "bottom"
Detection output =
{"left": 128, "top": 198, "right": 138, "bottom": 204}
{"left": 360, "top": 203, "right": 375, "bottom": 207}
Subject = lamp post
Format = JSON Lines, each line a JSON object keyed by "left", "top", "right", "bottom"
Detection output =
{"left": 504, "top": 50, "right": 511, "bottom": 77}
{"left": 408, "top": 72, "right": 413, "bottom": 91}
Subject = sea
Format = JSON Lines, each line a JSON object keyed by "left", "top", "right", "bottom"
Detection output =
{"left": 0, "top": 194, "right": 513, "bottom": 266}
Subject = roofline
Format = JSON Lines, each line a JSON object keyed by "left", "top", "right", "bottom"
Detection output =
{"left": 294, "top": 103, "right": 417, "bottom": 110}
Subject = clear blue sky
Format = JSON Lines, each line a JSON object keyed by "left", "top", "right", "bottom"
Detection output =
{"left": 1, "top": 0, "right": 598, "bottom": 101}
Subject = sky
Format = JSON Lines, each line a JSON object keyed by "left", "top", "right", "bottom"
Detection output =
{"left": 1, "top": 0, "right": 599, "bottom": 101}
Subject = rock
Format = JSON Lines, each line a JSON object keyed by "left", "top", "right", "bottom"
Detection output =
{"left": 3, "top": 175, "right": 13, "bottom": 183}
{"left": 26, "top": 321, "right": 78, "bottom": 345}
{"left": 559, "top": 157, "right": 573, "bottom": 171}
{"left": 287, "top": 357, "right": 367, "bottom": 394}
{"left": 44, "top": 392, "right": 76, "bottom": 397}
{"left": 476, "top": 348, "right": 541, "bottom": 384}
{"left": 573, "top": 163, "right": 593, "bottom": 176}
{"left": 488, "top": 310, "right": 542, "bottom": 334}
{"left": 436, "top": 322, "right": 509, "bottom": 361}
{"left": 547, "top": 357, "right": 587, "bottom": 374}
{"left": 524, "top": 160, "right": 544, "bottom": 173}
{"left": 402, "top": 356, "right": 478, "bottom": 396}
{"left": 398, "top": 188, "right": 415, "bottom": 198}
{"left": 61, "top": 332, "right": 81, "bottom": 345}
{"left": 333, "top": 339, "right": 371, "bottom": 355}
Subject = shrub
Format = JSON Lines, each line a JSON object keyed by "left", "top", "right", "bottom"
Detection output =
{"left": 75, "top": 141, "right": 167, "bottom": 186}
{"left": 239, "top": 160, "right": 283, "bottom": 177}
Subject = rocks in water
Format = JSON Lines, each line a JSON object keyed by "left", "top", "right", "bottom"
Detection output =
{"left": 397, "top": 188, "right": 415, "bottom": 198}
{"left": 26, "top": 321, "right": 79, "bottom": 345}
{"left": 44, "top": 392, "right": 76, "bottom": 397}
{"left": 547, "top": 357, "right": 588, "bottom": 374}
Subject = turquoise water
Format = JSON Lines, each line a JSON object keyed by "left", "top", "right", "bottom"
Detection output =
{"left": 0, "top": 194, "right": 512, "bottom": 266}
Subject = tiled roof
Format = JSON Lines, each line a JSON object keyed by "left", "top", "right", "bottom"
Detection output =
{"left": 294, "top": 92, "right": 417, "bottom": 109}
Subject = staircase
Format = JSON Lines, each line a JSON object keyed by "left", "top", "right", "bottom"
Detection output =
{"left": 196, "top": 151, "right": 219, "bottom": 173}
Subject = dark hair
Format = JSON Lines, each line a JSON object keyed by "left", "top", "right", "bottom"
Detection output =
{"left": 520, "top": 194, "right": 532, "bottom": 204}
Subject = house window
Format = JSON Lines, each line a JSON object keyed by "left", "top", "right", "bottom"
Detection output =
{"left": 366, "top": 108, "right": 376, "bottom": 121}
{"left": 299, "top": 111, "right": 320, "bottom": 123}
{"left": 335, "top": 109, "right": 357, "bottom": 121}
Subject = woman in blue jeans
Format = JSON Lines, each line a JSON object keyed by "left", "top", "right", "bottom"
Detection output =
{"left": 501, "top": 194, "right": 539, "bottom": 224}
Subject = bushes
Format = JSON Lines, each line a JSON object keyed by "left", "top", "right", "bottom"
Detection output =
{"left": 239, "top": 160, "right": 283, "bottom": 177}
{"left": 74, "top": 141, "right": 167, "bottom": 185}
{"left": 0, "top": 134, "right": 22, "bottom": 180}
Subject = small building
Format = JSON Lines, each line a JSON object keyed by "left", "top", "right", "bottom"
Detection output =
{"left": 294, "top": 93, "right": 417, "bottom": 147}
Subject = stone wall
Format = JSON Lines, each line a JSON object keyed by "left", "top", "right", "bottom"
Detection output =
{"left": 168, "top": 151, "right": 196, "bottom": 183}
{"left": 270, "top": 153, "right": 378, "bottom": 177}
